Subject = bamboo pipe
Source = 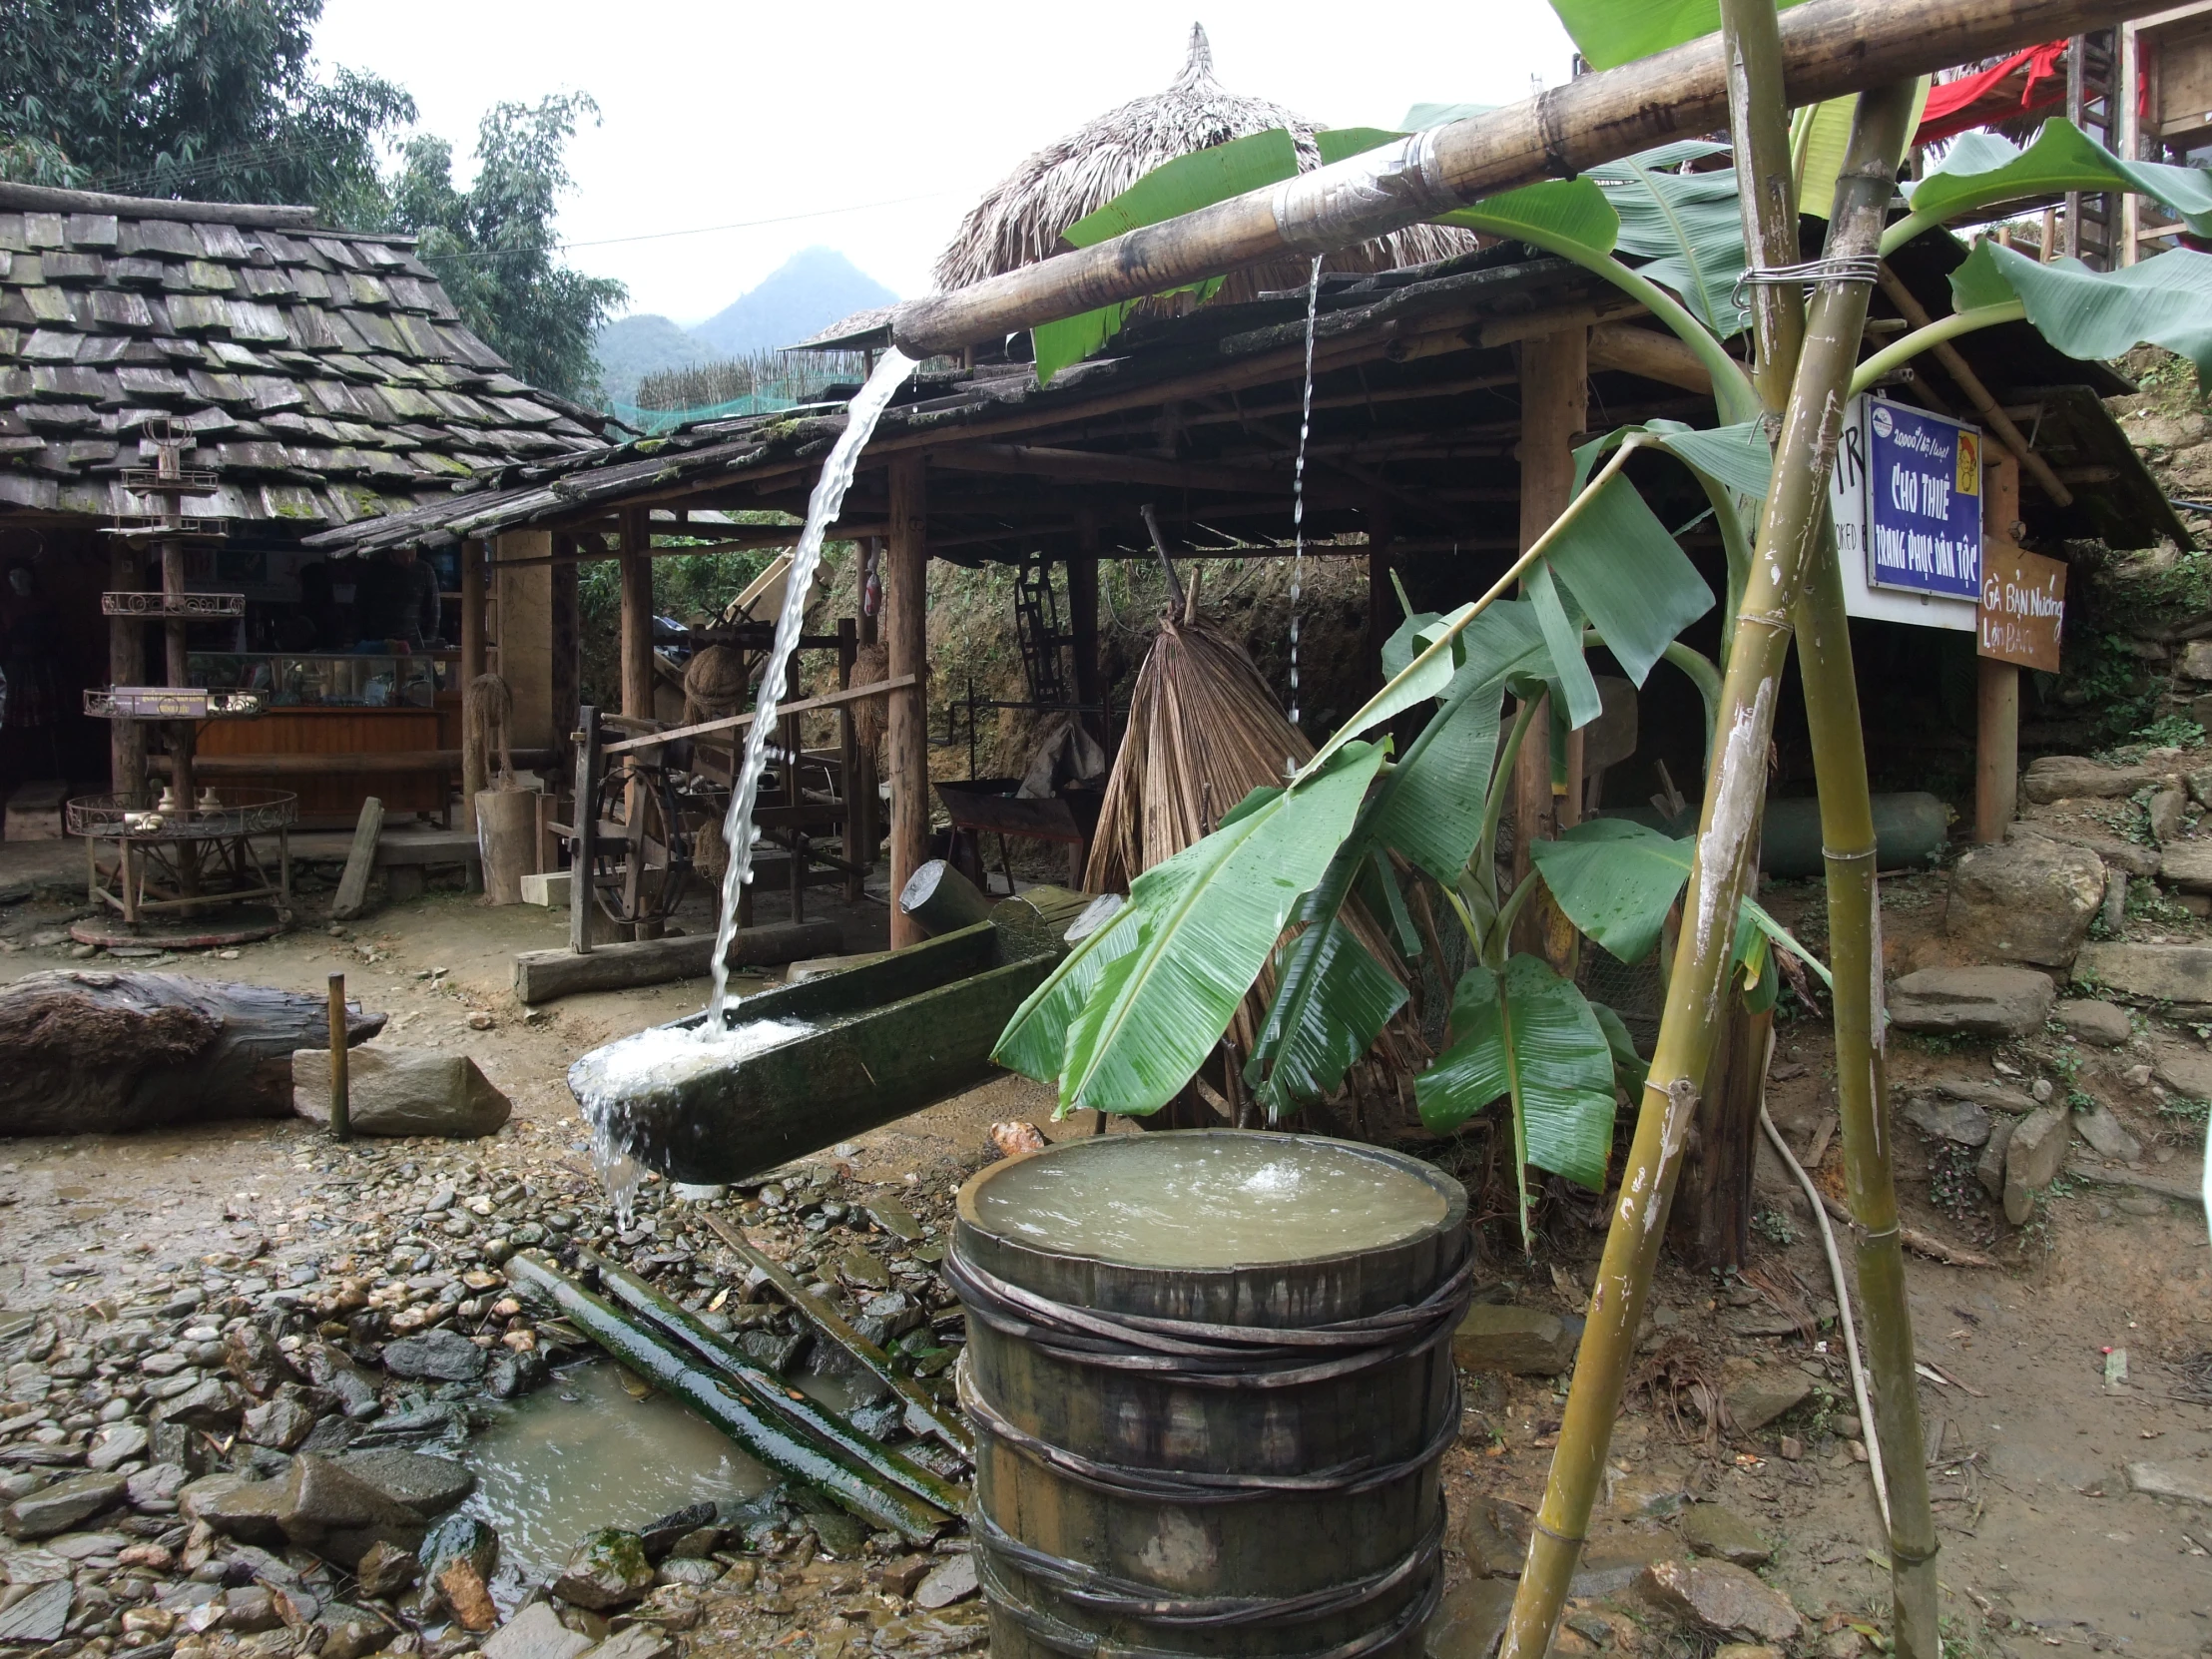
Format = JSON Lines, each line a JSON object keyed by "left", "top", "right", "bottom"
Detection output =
{"left": 1500, "top": 83, "right": 1922, "bottom": 1659}
{"left": 890, "top": 0, "right": 2153, "bottom": 357}
{"left": 326, "top": 973, "right": 348, "bottom": 1144}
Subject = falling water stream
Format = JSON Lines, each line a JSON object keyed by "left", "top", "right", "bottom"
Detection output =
{"left": 1287, "top": 256, "right": 1323, "bottom": 730}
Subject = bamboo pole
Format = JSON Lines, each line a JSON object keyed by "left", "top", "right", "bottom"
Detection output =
{"left": 889, "top": 0, "right": 2152, "bottom": 357}
{"left": 885, "top": 457, "right": 930, "bottom": 950}
{"left": 1500, "top": 82, "right": 1922, "bottom": 1659}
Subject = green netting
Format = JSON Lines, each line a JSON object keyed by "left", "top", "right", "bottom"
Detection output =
{"left": 605, "top": 390, "right": 816, "bottom": 434}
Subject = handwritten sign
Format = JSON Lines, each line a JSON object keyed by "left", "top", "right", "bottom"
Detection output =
{"left": 1977, "top": 542, "right": 2066, "bottom": 672}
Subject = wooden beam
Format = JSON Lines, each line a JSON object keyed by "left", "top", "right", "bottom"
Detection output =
{"left": 928, "top": 442, "right": 1292, "bottom": 495}
{"left": 1587, "top": 322, "right": 1716, "bottom": 394}
{"left": 459, "top": 536, "right": 487, "bottom": 830}
{"left": 550, "top": 534, "right": 580, "bottom": 743}
{"left": 619, "top": 506, "right": 654, "bottom": 720}
{"left": 150, "top": 748, "right": 556, "bottom": 776}
{"left": 601, "top": 675, "right": 917, "bottom": 755}
{"left": 886, "top": 456, "right": 930, "bottom": 949}
{"left": 514, "top": 920, "right": 843, "bottom": 1005}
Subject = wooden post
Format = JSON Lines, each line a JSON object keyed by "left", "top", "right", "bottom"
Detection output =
{"left": 1071, "top": 512, "right": 1105, "bottom": 746}
{"left": 326, "top": 972, "right": 349, "bottom": 1143}
{"left": 109, "top": 541, "right": 145, "bottom": 804}
{"left": 460, "top": 537, "right": 487, "bottom": 830}
{"left": 2118, "top": 22, "right": 2142, "bottom": 266}
{"left": 1366, "top": 496, "right": 1395, "bottom": 696}
{"left": 1976, "top": 453, "right": 2024, "bottom": 843}
{"left": 570, "top": 706, "right": 600, "bottom": 956}
{"left": 159, "top": 537, "right": 195, "bottom": 825}
{"left": 619, "top": 507, "right": 654, "bottom": 722}
{"left": 886, "top": 458, "right": 930, "bottom": 950}
{"left": 550, "top": 535, "right": 580, "bottom": 741}
{"left": 838, "top": 617, "right": 863, "bottom": 901}
{"left": 2065, "top": 34, "right": 2086, "bottom": 260}
{"left": 1511, "top": 328, "right": 1586, "bottom": 963}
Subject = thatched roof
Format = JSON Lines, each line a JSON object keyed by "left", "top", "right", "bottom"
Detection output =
{"left": 931, "top": 24, "right": 1477, "bottom": 298}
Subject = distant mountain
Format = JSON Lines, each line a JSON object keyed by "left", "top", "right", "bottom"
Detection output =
{"left": 690, "top": 248, "right": 897, "bottom": 357}
{"left": 593, "top": 313, "right": 715, "bottom": 403}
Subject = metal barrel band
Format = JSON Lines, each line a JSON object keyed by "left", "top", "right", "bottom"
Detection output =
{"left": 975, "top": 1540, "right": 1443, "bottom": 1659}
{"left": 943, "top": 1242, "right": 1474, "bottom": 1389}
{"left": 971, "top": 1503, "right": 1444, "bottom": 1629}
{"left": 959, "top": 1360, "right": 1459, "bottom": 1504}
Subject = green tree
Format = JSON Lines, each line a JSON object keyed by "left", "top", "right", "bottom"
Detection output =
{"left": 0, "top": 0, "right": 412, "bottom": 217}
{"left": 378, "top": 94, "right": 628, "bottom": 403}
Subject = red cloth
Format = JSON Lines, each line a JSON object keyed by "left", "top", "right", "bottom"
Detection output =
{"left": 1916, "top": 41, "right": 2069, "bottom": 147}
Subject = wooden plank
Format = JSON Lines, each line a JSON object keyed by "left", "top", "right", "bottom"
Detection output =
{"left": 569, "top": 707, "right": 600, "bottom": 956}
{"left": 329, "top": 797, "right": 384, "bottom": 921}
{"left": 151, "top": 748, "right": 554, "bottom": 776}
{"left": 602, "top": 676, "right": 916, "bottom": 755}
{"left": 514, "top": 919, "right": 843, "bottom": 1004}
{"left": 887, "top": 456, "right": 928, "bottom": 950}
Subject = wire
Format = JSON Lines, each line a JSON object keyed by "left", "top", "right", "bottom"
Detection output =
{"left": 434, "top": 191, "right": 958, "bottom": 263}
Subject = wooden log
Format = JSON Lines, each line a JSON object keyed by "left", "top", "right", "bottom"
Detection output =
{"left": 886, "top": 457, "right": 929, "bottom": 950}
{"left": 601, "top": 676, "right": 915, "bottom": 756}
{"left": 329, "top": 797, "right": 384, "bottom": 922}
{"left": 475, "top": 789, "right": 536, "bottom": 905}
{"left": 889, "top": 0, "right": 2149, "bottom": 356}
{"left": 582, "top": 1248, "right": 970, "bottom": 1511}
{"left": 503, "top": 1251, "right": 950, "bottom": 1543}
{"left": 702, "top": 1214, "right": 973, "bottom": 1456}
{"left": 898, "top": 858, "right": 993, "bottom": 938}
{"left": 149, "top": 749, "right": 557, "bottom": 777}
{"left": 326, "top": 973, "right": 349, "bottom": 1143}
{"left": 0, "top": 970, "right": 383, "bottom": 1134}
{"left": 513, "top": 919, "right": 842, "bottom": 1004}
{"left": 1588, "top": 322, "right": 1715, "bottom": 394}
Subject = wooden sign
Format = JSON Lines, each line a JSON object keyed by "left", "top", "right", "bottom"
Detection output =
{"left": 1977, "top": 542, "right": 2066, "bottom": 672}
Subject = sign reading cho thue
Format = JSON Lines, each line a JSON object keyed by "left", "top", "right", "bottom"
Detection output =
{"left": 1859, "top": 398, "right": 1982, "bottom": 599}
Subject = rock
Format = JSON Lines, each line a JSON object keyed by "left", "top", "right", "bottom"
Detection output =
{"left": 336, "top": 1451, "right": 475, "bottom": 1515}
{"left": 1424, "top": 1577, "right": 1517, "bottom": 1659}
{"left": 241, "top": 1396, "right": 316, "bottom": 1450}
{"left": 2011, "top": 823, "right": 2161, "bottom": 876}
{"left": 1888, "top": 967, "right": 2054, "bottom": 1037}
{"left": 381, "top": 1328, "right": 487, "bottom": 1383}
{"left": 2152, "top": 789, "right": 2189, "bottom": 842}
{"left": 1902, "top": 1096, "right": 1990, "bottom": 1147}
{"left": 837, "top": 1247, "right": 891, "bottom": 1290}
{"left": 292, "top": 1042, "right": 512, "bottom": 1139}
{"left": 553, "top": 1528, "right": 656, "bottom": 1610}
{"left": 2074, "top": 1106, "right": 2144, "bottom": 1163}
{"left": 125, "top": 1462, "right": 188, "bottom": 1509}
{"left": 1715, "top": 1648, "right": 1784, "bottom": 1659}
{"left": 420, "top": 1512, "right": 499, "bottom": 1582}
{"left": 2055, "top": 999, "right": 2132, "bottom": 1046}
{"left": 583, "top": 1630, "right": 673, "bottom": 1659}
{"left": 1451, "top": 1305, "right": 1583, "bottom": 1376}
{"left": 2075, "top": 942, "right": 2212, "bottom": 1005}
{"left": 0, "top": 1577, "right": 72, "bottom": 1641}
{"left": 1724, "top": 1370, "right": 1814, "bottom": 1432}
{"left": 1975, "top": 1116, "right": 2016, "bottom": 1202}
{"left": 1606, "top": 1472, "right": 1686, "bottom": 1520}
{"left": 3, "top": 1469, "right": 127, "bottom": 1538}
{"left": 2163, "top": 842, "right": 2212, "bottom": 892}
{"left": 2022, "top": 756, "right": 2156, "bottom": 804}
{"left": 1456, "top": 1498, "right": 1531, "bottom": 1578}
{"left": 914, "top": 1552, "right": 979, "bottom": 1609}
{"left": 481, "top": 1602, "right": 595, "bottom": 1659}
{"left": 638, "top": 1503, "right": 717, "bottom": 1562}
{"left": 86, "top": 1419, "right": 151, "bottom": 1470}
{"left": 353, "top": 1539, "right": 419, "bottom": 1598}
{"left": 866, "top": 1205, "right": 923, "bottom": 1242}
{"left": 439, "top": 1557, "right": 498, "bottom": 1632}
{"left": 2127, "top": 1461, "right": 2212, "bottom": 1506}
{"left": 485, "top": 1349, "right": 549, "bottom": 1398}
{"left": 1679, "top": 1505, "right": 1773, "bottom": 1567}
{"left": 223, "top": 1326, "right": 298, "bottom": 1397}
{"left": 1943, "top": 840, "right": 2103, "bottom": 966}
{"left": 1931, "top": 1078, "right": 2038, "bottom": 1112}
{"left": 2155, "top": 1051, "right": 2212, "bottom": 1101}
{"left": 222, "top": 1585, "right": 283, "bottom": 1633}
{"left": 276, "top": 1453, "right": 426, "bottom": 1570}
{"left": 317, "top": 1616, "right": 383, "bottom": 1659}
{"left": 2003, "top": 1106, "right": 2072, "bottom": 1225}
{"left": 151, "top": 1376, "right": 243, "bottom": 1430}
{"left": 1639, "top": 1558, "right": 1801, "bottom": 1642}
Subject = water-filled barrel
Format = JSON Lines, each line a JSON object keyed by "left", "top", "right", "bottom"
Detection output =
{"left": 949, "top": 1130, "right": 1471, "bottom": 1659}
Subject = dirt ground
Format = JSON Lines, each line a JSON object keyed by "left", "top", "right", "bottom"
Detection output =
{"left": 1, "top": 839, "right": 2209, "bottom": 1656}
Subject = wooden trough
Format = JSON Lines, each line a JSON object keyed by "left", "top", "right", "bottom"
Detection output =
{"left": 570, "top": 883, "right": 1089, "bottom": 1185}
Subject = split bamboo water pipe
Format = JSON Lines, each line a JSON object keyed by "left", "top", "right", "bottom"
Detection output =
{"left": 890, "top": 0, "right": 2155, "bottom": 358}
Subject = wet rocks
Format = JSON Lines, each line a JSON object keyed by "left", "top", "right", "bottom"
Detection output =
{"left": 1451, "top": 1305, "right": 1583, "bottom": 1375}
{"left": 274, "top": 1453, "right": 428, "bottom": 1569}
{"left": 482, "top": 1601, "right": 595, "bottom": 1659}
{"left": 2, "top": 1468, "right": 126, "bottom": 1538}
{"left": 553, "top": 1527, "right": 657, "bottom": 1609}
{"left": 915, "top": 1551, "right": 980, "bottom": 1608}
{"left": 84, "top": 1418, "right": 150, "bottom": 1470}
{"left": 1639, "top": 1558, "right": 1801, "bottom": 1641}
{"left": 381, "top": 1327, "right": 487, "bottom": 1382}
{"left": 2004, "top": 1106, "right": 2072, "bottom": 1225}
{"left": 1679, "top": 1504, "right": 1772, "bottom": 1567}
{"left": 2055, "top": 998, "right": 2132, "bottom": 1046}
{"left": 241, "top": 1394, "right": 316, "bottom": 1449}
{"left": 1888, "top": 966, "right": 2054, "bottom": 1037}
{"left": 354, "top": 1538, "right": 420, "bottom": 1598}
{"left": 292, "top": 1042, "right": 513, "bottom": 1138}
{"left": 0, "top": 1576, "right": 72, "bottom": 1641}
{"left": 336, "top": 1449, "right": 474, "bottom": 1514}
{"left": 1944, "top": 839, "right": 2104, "bottom": 966}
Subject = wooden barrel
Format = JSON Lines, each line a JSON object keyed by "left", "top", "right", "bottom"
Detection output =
{"left": 950, "top": 1130, "right": 1470, "bottom": 1659}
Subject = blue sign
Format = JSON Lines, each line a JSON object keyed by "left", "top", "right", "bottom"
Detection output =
{"left": 1860, "top": 399, "right": 1982, "bottom": 601}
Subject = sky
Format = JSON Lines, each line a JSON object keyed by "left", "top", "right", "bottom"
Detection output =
{"left": 312, "top": 1, "right": 1579, "bottom": 326}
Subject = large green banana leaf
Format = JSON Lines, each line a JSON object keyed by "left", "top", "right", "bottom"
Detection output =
{"left": 1583, "top": 149, "right": 1749, "bottom": 338}
{"left": 1949, "top": 242, "right": 2212, "bottom": 382}
{"left": 1574, "top": 419, "right": 1772, "bottom": 502}
{"left": 1415, "top": 954, "right": 1619, "bottom": 1246}
{"left": 1367, "top": 669, "right": 1507, "bottom": 884}
{"left": 1246, "top": 906, "right": 1408, "bottom": 1121}
{"left": 1545, "top": 0, "right": 1810, "bottom": 72}
{"left": 1541, "top": 470, "right": 1716, "bottom": 690}
{"left": 1048, "top": 741, "right": 1386, "bottom": 1116}
{"left": 1887, "top": 120, "right": 2212, "bottom": 256}
{"left": 992, "top": 887, "right": 1149, "bottom": 1090}
{"left": 1030, "top": 128, "right": 1299, "bottom": 386}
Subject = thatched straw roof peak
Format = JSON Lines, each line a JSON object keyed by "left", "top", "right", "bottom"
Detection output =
{"left": 932, "top": 24, "right": 1473, "bottom": 297}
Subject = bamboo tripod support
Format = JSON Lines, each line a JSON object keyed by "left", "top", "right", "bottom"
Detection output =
{"left": 1499, "top": 83, "right": 1924, "bottom": 1659}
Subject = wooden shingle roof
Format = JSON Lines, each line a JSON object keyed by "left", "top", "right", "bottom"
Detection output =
{"left": 0, "top": 183, "right": 606, "bottom": 532}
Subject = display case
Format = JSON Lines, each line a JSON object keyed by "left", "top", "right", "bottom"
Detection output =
{"left": 188, "top": 651, "right": 451, "bottom": 709}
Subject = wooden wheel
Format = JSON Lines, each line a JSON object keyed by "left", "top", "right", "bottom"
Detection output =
{"left": 590, "top": 760, "right": 692, "bottom": 929}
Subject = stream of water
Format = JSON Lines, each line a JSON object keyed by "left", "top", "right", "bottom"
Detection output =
{"left": 705, "top": 347, "right": 919, "bottom": 1019}
{"left": 1286, "top": 256, "right": 1323, "bottom": 732}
